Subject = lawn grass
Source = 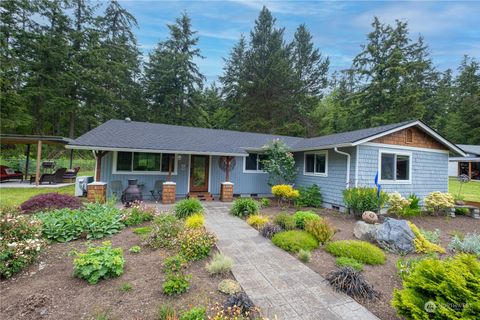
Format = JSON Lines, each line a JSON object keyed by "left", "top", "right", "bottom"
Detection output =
{"left": 449, "top": 178, "right": 480, "bottom": 202}
{"left": 0, "top": 185, "right": 75, "bottom": 208}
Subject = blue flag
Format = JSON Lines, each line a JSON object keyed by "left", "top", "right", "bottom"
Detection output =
{"left": 374, "top": 171, "right": 381, "bottom": 198}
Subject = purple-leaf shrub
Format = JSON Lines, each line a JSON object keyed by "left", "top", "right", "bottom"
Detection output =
{"left": 20, "top": 193, "right": 83, "bottom": 213}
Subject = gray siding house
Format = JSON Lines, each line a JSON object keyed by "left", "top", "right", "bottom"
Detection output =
{"left": 67, "top": 119, "right": 465, "bottom": 209}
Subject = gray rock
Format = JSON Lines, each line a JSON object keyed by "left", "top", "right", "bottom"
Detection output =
{"left": 375, "top": 218, "right": 415, "bottom": 254}
{"left": 353, "top": 221, "right": 380, "bottom": 242}
{"left": 362, "top": 211, "right": 378, "bottom": 224}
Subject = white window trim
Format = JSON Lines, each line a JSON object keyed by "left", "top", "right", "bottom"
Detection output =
{"left": 303, "top": 151, "right": 328, "bottom": 177}
{"left": 112, "top": 151, "right": 178, "bottom": 175}
{"left": 378, "top": 149, "right": 412, "bottom": 184}
{"left": 243, "top": 153, "right": 267, "bottom": 174}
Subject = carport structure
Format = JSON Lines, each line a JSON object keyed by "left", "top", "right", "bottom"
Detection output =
{"left": 0, "top": 134, "right": 72, "bottom": 186}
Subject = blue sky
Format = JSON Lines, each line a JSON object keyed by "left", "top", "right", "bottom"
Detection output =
{"left": 118, "top": 0, "right": 480, "bottom": 83}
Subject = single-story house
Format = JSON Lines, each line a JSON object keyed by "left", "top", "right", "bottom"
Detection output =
{"left": 448, "top": 144, "right": 480, "bottom": 180}
{"left": 67, "top": 119, "right": 465, "bottom": 209}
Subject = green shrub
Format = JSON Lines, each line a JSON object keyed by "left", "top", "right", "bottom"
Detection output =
{"left": 294, "top": 184, "right": 322, "bottom": 208}
{"left": 162, "top": 254, "right": 188, "bottom": 274}
{"left": 336, "top": 257, "right": 363, "bottom": 271}
{"left": 325, "top": 240, "right": 386, "bottom": 265}
{"left": 37, "top": 202, "right": 123, "bottom": 242}
{"left": 246, "top": 214, "right": 269, "bottom": 229}
{"left": 143, "top": 215, "right": 183, "bottom": 249}
{"left": 260, "top": 198, "right": 270, "bottom": 207}
{"left": 156, "top": 304, "right": 177, "bottom": 320}
{"left": 162, "top": 273, "right": 191, "bottom": 295}
{"left": 0, "top": 207, "right": 45, "bottom": 278}
{"left": 343, "top": 187, "right": 388, "bottom": 217}
{"left": 272, "top": 230, "right": 319, "bottom": 253}
{"left": 73, "top": 241, "right": 125, "bottom": 284}
{"left": 230, "top": 198, "right": 259, "bottom": 217}
{"left": 185, "top": 213, "right": 205, "bottom": 229}
{"left": 293, "top": 210, "right": 321, "bottom": 229}
{"left": 305, "top": 218, "right": 335, "bottom": 244}
{"left": 392, "top": 254, "right": 480, "bottom": 319}
{"left": 297, "top": 249, "right": 311, "bottom": 262}
{"left": 206, "top": 253, "right": 233, "bottom": 275}
{"left": 128, "top": 245, "right": 141, "bottom": 254}
{"left": 122, "top": 201, "right": 156, "bottom": 226}
{"left": 455, "top": 207, "right": 470, "bottom": 215}
{"left": 179, "top": 229, "right": 216, "bottom": 261}
{"left": 174, "top": 199, "right": 203, "bottom": 219}
{"left": 133, "top": 226, "right": 152, "bottom": 235}
{"left": 449, "top": 233, "right": 480, "bottom": 256}
{"left": 403, "top": 194, "right": 422, "bottom": 217}
{"left": 180, "top": 307, "right": 206, "bottom": 320}
{"left": 273, "top": 212, "right": 296, "bottom": 230}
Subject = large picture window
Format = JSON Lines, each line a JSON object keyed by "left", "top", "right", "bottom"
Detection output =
{"left": 379, "top": 150, "right": 411, "bottom": 183}
{"left": 244, "top": 153, "right": 267, "bottom": 172}
{"left": 304, "top": 151, "right": 328, "bottom": 176}
{"left": 114, "top": 152, "right": 176, "bottom": 174}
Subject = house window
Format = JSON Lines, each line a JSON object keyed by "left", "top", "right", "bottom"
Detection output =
{"left": 304, "top": 151, "right": 328, "bottom": 176}
{"left": 115, "top": 152, "right": 176, "bottom": 174}
{"left": 379, "top": 150, "right": 411, "bottom": 183}
{"left": 244, "top": 153, "right": 267, "bottom": 172}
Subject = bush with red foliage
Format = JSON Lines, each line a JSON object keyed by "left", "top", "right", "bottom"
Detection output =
{"left": 20, "top": 193, "right": 83, "bottom": 213}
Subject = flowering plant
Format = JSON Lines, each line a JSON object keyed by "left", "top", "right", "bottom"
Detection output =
{"left": 387, "top": 192, "right": 411, "bottom": 216}
{"left": 424, "top": 192, "right": 454, "bottom": 215}
{"left": 272, "top": 185, "right": 299, "bottom": 207}
{"left": 0, "top": 207, "right": 45, "bottom": 278}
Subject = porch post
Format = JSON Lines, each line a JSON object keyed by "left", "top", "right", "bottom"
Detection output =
{"left": 225, "top": 156, "right": 232, "bottom": 182}
{"left": 24, "top": 144, "right": 31, "bottom": 180}
{"left": 94, "top": 151, "right": 106, "bottom": 182}
{"left": 167, "top": 155, "right": 173, "bottom": 181}
{"left": 35, "top": 140, "right": 42, "bottom": 186}
{"left": 69, "top": 149, "right": 74, "bottom": 169}
{"left": 468, "top": 162, "right": 472, "bottom": 179}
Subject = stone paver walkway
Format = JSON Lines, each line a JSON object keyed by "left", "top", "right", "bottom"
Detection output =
{"left": 203, "top": 202, "right": 379, "bottom": 320}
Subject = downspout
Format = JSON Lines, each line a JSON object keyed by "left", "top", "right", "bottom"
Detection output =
{"left": 334, "top": 147, "right": 351, "bottom": 188}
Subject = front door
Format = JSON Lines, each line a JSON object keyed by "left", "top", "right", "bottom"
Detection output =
{"left": 190, "top": 155, "right": 209, "bottom": 192}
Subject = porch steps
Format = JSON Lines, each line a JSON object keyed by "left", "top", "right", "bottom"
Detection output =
{"left": 188, "top": 192, "right": 214, "bottom": 201}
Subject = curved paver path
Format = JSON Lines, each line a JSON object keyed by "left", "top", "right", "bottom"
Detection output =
{"left": 203, "top": 202, "right": 379, "bottom": 320}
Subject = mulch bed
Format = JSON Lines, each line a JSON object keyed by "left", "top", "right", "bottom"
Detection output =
{"left": 0, "top": 222, "right": 233, "bottom": 320}
{"left": 261, "top": 206, "right": 479, "bottom": 320}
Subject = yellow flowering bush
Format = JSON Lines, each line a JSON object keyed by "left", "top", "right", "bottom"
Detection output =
{"left": 185, "top": 213, "right": 205, "bottom": 229}
{"left": 424, "top": 192, "right": 454, "bottom": 215}
{"left": 408, "top": 222, "right": 445, "bottom": 254}
{"left": 387, "top": 192, "right": 411, "bottom": 215}
{"left": 246, "top": 215, "right": 269, "bottom": 229}
{"left": 272, "top": 185, "right": 299, "bottom": 207}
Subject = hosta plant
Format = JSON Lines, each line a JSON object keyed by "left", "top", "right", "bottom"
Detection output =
{"left": 230, "top": 198, "right": 259, "bottom": 217}
{"left": 73, "top": 241, "right": 125, "bottom": 284}
{"left": 174, "top": 199, "right": 203, "bottom": 219}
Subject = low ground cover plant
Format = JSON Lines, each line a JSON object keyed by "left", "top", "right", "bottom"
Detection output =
{"left": 122, "top": 201, "right": 156, "bottom": 226}
{"left": 408, "top": 222, "right": 445, "bottom": 254}
{"left": 162, "top": 273, "right": 191, "bottom": 295}
{"left": 273, "top": 212, "right": 296, "bottom": 230}
{"left": 419, "top": 228, "right": 441, "bottom": 244}
{"left": 179, "top": 307, "right": 207, "bottom": 320}
{"left": 133, "top": 226, "right": 151, "bottom": 235}
{"left": 246, "top": 214, "right": 269, "bottom": 229}
{"left": 0, "top": 207, "right": 45, "bottom": 278}
{"left": 448, "top": 233, "right": 480, "bottom": 256}
{"left": 260, "top": 223, "right": 283, "bottom": 239}
{"left": 20, "top": 192, "right": 83, "bottom": 214}
{"left": 343, "top": 187, "right": 388, "bottom": 217}
{"left": 424, "top": 191, "right": 455, "bottom": 215}
{"left": 128, "top": 245, "right": 141, "bottom": 254}
{"left": 143, "top": 214, "right": 183, "bottom": 249}
{"left": 336, "top": 257, "right": 364, "bottom": 271}
{"left": 230, "top": 197, "right": 259, "bottom": 217}
{"left": 326, "top": 267, "right": 380, "bottom": 300}
{"left": 179, "top": 228, "right": 216, "bottom": 261}
{"left": 72, "top": 241, "right": 125, "bottom": 284}
{"left": 272, "top": 230, "right": 319, "bottom": 253}
{"left": 305, "top": 218, "right": 335, "bottom": 244}
{"left": 185, "top": 213, "right": 205, "bottom": 229}
{"left": 392, "top": 254, "right": 480, "bottom": 319}
{"left": 37, "top": 202, "right": 123, "bottom": 242}
{"left": 120, "top": 282, "right": 133, "bottom": 293}
{"left": 218, "top": 279, "right": 242, "bottom": 294}
{"left": 174, "top": 198, "right": 203, "bottom": 219}
{"left": 157, "top": 304, "right": 177, "bottom": 320}
{"left": 260, "top": 198, "right": 270, "bottom": 207}
{"left": 293, "top": 210, "right": 320, "bottom": 229}
{"left": 224, "top": 292, "right": 256, "bottom": 315}
{"left": 206, "top": 253, "right": 233, "bottom": 275}
{"left": 294, "top": 184, "right": 322, "bottom": 208}
{"left": 163, "top": 254, "right": 188, "bottom": 274}
{"left": 325, "top": 240, "right": 386, "bottom": 265}
{"left": 395, "top": 253, "right": 438, "bottom": 279}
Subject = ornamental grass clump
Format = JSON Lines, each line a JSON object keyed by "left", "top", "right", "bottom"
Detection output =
{"left": 325, "top": 240, "right": 386, "bottom": 265}
{"left": 72, "top": 241, "right": 125, "bottom": 284}
{"left": 327, "top": 267, "right": 380, "bottom": 300}
{"left": 20, "top": 192, "right": 83, "bottom": 214}
{"left": 392, "top": 254, "right": 480, "bottom": 319}
{"left": 408, "top": 222, "right": 445, "bottom": 254}
{"left": 305, "top": 218, "right": 336, "bottom": 244}
{"left": 272, "top": 230, "right": 319, "bottom": 253}
{"left": 230, "top": 198, "right": 259, "bottom": 217}
{"left": 293, "top": 210, "right": 320, "bottom": 229}
{"left": 0, "top": 207, "right": 45, "bottom": 278}
{"left": 343, "top": 187, "right": 388, "bottom": 217}
{"left": 424, "top": 191, "right": 454, "bottom": 215}
{"left": 179, "top": 228, "right": 216, "bottom": 261}
{"left": 246, "top": 214, "right": 269, "bottom": 229}
{"left": 206, "top": 253, "right": 233, "bottom": 275}
{"left": 297, "top": 249, "right": 311, "bottom": 262}
{"left": 174, "top": 198, "right": 203, "bottom": 219}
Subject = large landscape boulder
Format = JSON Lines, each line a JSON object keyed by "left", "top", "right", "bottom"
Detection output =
{"left": 353, "top": 221, "right": 381, "bottom": 242}
{"left": 375, "top": 218, "right": 415, "bottom": 254}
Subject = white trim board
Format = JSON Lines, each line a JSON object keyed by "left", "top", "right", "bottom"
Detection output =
{"left": 363, "top": 142, "right": 450, "bottom": 154}
{"left": 242, "top": 153, "right": 267, "bottom": 174}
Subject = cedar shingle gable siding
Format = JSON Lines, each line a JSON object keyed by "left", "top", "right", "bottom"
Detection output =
{"left": 372, "top": 127, "right": 448, "bottom": 150}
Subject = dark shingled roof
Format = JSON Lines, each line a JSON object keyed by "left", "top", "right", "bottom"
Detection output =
{"left": 69, "top": 119, "right": 420, "bottom": 155}
{"left": 457, "top": 144, "right": 480, "bottom": 156}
